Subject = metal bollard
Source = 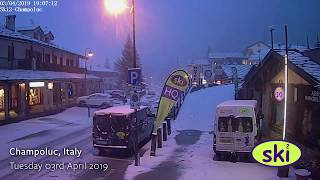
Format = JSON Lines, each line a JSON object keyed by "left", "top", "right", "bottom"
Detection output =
{"left": 163, "top": 122, "right": 168, "bottom": 141}
{"left": 150, "top": 133, "right": 157, "bottom": 156}
{"left": 166, "top": 118, "right": 172, "bottom": 135}
{"left": 87, "top": 107, "right": 90, "bottom": 117}
{"left": 134, "top": 151, "right": 140, "bottom": 166}
{"left": 157, "top": 128, "right": 162, "bottom": 148}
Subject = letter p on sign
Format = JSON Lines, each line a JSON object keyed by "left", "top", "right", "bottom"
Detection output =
{"left": 128, "top": 68, "right": 141, "bottom": 86}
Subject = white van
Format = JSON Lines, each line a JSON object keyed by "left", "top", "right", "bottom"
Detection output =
{"left": 213, "top": 100, "right": 263, "bottom": 160}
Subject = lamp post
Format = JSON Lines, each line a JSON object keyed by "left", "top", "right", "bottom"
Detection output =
{"left": 277, "top": 25, "right": 289, "bottom": 178}
{"left": 84, "top": 48, "right": 93, "bottom": 117}
{"left": 104, "top": 0, "right": 140, "bottom": 165}
{"left": 84, "top": 48, "right": 94, "bottom": 95}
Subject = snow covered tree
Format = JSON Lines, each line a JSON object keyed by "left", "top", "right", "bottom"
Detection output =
{"left": 104, "top": 57, "right": 111, "bottom": 69}
{"left": 114, "top": 36, "right": 143, "bottom": 89}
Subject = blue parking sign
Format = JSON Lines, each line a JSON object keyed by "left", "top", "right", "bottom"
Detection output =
{"left": 128, "top": 68, "right": 141, "bottom": 85}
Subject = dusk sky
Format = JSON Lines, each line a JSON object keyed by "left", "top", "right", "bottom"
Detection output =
{"left": 6, "top": 0, "right": 320, "bottom": 81}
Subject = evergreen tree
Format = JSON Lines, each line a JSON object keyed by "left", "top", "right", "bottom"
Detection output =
{"left": 104, "top": 57, "right": 111, "bottom": 69}
{"left": 114, "top": 36, "right": 142, "bottom": 89}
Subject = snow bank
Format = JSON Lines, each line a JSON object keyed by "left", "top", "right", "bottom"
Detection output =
{"left": 179, "top": 133, "right": 296, "bottom": 180}
{"left": 174, "top": 84, "right": 234, "bottom": 131}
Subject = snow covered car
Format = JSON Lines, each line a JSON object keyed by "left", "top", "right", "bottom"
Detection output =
{"left": 76, "top": 93, "right": 113, "bottom": 108}
{"left": 110, "top": 90, "right": 126, "bottom": 100}
{"left": 213, "top": 100, "right": 263, "bottom": 160}
{"left": 92, "top": 105, "right": 155, "bottom": 154}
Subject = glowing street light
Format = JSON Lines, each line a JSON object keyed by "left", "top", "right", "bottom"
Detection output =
{"left": 87, "top": 50, "right": 94, "bottom": 57}
{"left": 103, "top": 0, "right": 128, "bottom": 16}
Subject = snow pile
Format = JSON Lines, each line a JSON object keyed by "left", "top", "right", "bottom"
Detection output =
{"left": 174, "top": 84, "right": 234, "bottom": 131}
{"left": 0, "top": 107, "right": 93, "bottom": 160}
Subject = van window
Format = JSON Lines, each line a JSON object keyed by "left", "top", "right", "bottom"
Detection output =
{"left": 94, "top": 115, "right": 129, "bottom": 133}
{"left": 218, "top": 116, "right": 253, "bottom": 132}
{"left": 237, "top": 117, "right": 253, "bottom": 132}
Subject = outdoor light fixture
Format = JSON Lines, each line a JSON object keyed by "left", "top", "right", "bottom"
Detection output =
{"left": 87, "top": 50, "right": 94, "bottom": 57}
{"left": 48, "top": 82, "right": 54, "bottom": 90}
{"left": 104, "top": 0, "right": 128, "bottom": 16}
{"left": 29, "top": 82, "right": 45, "bottom": 88}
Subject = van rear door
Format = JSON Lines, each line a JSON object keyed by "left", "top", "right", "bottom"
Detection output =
{"left": 93, "top": 114, "right": 130, "bottom": 146}
{"left": 216, "top": 116, "right": 254, "bottom": 152}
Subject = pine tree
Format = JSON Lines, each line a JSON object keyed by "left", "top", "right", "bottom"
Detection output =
{"left": 104, "top": 57, "right": 111, "bottom": 69}
{"left": 114, "top": 36, "right": 143, "bottom": 89}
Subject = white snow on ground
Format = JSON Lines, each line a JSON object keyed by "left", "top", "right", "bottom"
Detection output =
{"left": 125, "top": 85, "right": 296, "bottom": 180}
{"left": 0, "top": 107, "right": 94, "bottom": 160}
{"left": 174, "top": 84, "right": 234, "bottom": 131}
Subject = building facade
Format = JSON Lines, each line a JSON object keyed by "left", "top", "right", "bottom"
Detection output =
{"left": 238, "top": 49, "right": 320, "bottom": 177}
{"left": 0, "top": 15, "right": 102, "bottom": 124}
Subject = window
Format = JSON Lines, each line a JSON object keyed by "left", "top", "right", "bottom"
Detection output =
{"left": 67, "top": 84, "right": 74, "bottom": 98}
{"left": 60, "top": 57, "right": 63, "bottom": 65}
{"left": 29, "top": 88, "right": 42, "bottom": 105}
{"left": 302, "top": 108, "right": 312, "bottom": 135}
{"left": 52, "top": 55, "right": 57, "bottom": 64}
{"left": 8, "top": 45, "right": 14, "bottom": 61}
{"left": 45, "top": 54, "right": 50, "bottom": 64}
{"left": 218, "top": 116, "right": 253, "bottom": 132}
{"left": 294, "top": 87, "right": 298, "bottom": 102}
{"left": 0, "top": 87, "right": 4, "bottom": 110}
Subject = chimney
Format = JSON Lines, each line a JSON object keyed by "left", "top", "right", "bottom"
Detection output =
{"left": 5, "top": 15, "right": 16, "bottom": 31}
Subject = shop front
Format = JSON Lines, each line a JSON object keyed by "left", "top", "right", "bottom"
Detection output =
{"left": 0, "top": 85, "right": 5, "bottom": 120}
{"left": 28, "top": 81, "right": 45, "bottom": 114}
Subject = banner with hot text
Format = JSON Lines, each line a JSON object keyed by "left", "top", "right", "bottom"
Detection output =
{"left": 155, "top": 70, "right": 189, "bottom": 131}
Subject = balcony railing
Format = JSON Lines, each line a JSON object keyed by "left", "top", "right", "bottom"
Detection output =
{"left": 17, "top": 59, "right": 86, "bottom": 74}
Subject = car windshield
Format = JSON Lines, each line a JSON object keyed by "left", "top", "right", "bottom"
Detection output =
{"left": 218, "top": 116, "right": 253, "bottom": 133}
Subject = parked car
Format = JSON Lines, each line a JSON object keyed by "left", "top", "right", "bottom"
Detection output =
{"left": 110, "top": 90, "right": 126, "bottom": 100}
{"left": 92, "top": 105, "right": 155, "bottom": 154}
{"left": 77, "top": 93, "right": 113, "bottom": 108}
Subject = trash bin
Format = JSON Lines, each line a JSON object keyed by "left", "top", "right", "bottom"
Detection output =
{"left": 295, "top": 169, "right": 311, "bottom": 180}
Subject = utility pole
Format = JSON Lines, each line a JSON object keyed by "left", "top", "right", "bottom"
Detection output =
{"left": 269, "top": 26, "right": 275, "bottom": 49}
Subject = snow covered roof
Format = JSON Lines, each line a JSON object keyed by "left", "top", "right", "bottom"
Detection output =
{"left": 221, "top": 65, "right": 253, "bottom": 81}
{"left": 217, "top": 100, "right": 257, "bottom": 108}
{"left": 94, "top": 105, "right": 147, "bottom": 116}
{"left": 89, "top": 65, "right": 117, "bottom": 73}
{"left": 276, "top": 50, "right": 320, "bottom": 83}
{"left": 0, "top": 69, "right": 100, "bottom": 81}
{"left": 246, "top": 48, "right": 270, "bottom": 61}
{"left": 0, "top": 26, "right": 85, "bottom": 58}
{"left": 209, "top": 52, "right": 244, "bottom": 59}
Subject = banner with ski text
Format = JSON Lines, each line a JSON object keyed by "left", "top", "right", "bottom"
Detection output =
{"left": 155, "top": 70, "right": 189, "bottom": 131}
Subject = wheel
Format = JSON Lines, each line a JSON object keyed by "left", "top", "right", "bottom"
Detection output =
{"left": 214, "top": 151, "right": 221, "bottom": 161}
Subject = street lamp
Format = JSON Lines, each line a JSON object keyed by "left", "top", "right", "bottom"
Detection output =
{"left": 104, "top": 0, "right": 137, "bottom": 68}
{"left": 104, "top": 0, "right": 140, "bottom": 164}
{"left": 84, "top": 48, "right": 94, "bottom": 95}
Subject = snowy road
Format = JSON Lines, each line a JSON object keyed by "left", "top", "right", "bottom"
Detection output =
{"left": 0, "top": 107, "right": 133, "bottom": 180}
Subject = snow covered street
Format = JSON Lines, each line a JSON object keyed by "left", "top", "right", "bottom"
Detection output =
{"left": 0, "top": 85, "right": 298, "bottom": 180}
{"left": 125, "top": 85, "right": 296, "bottom": 180}
{"left": 0, "top": 107, "right": 131, "bottom": 180}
